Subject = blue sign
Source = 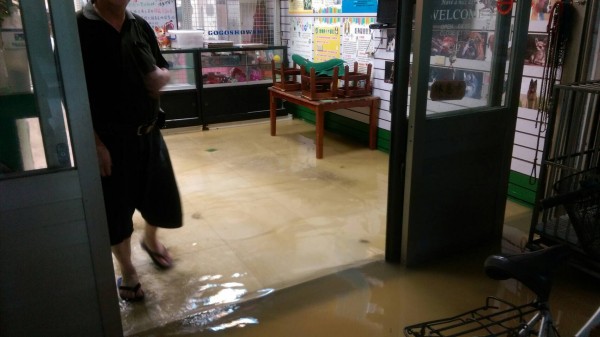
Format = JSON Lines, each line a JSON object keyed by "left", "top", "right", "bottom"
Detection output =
{"left": 342, "top": 0, "right": 377, "bottom": 13}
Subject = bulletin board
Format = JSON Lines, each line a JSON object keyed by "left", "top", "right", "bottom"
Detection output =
{"left": 126, "top": 0, "right": 178, "bottom": 32}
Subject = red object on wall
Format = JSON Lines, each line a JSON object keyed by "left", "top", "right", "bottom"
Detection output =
{"left": 497, "top": 0, "right": 514, "bottom": 15}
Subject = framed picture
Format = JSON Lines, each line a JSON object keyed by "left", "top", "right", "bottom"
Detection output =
{"left": 455, "top": 70, "right": 484, "bottom": 99}
{"left": 519, "top": 77, "right": 541, "bottom": 109}
{"left": 524, "top": 33, "right": 548, "bottom": 67}
{"left": 431, "top": 31, "right": 458, "bottom": 57}
{"left": 457, "top": 31, "right": 487, "bottom": 61}
{"left": 385, "top": 61, "right": 394, "bottom": 83}
{"left": 386, "top": 28, "right": 396, "bottom": 52}
{"left": 428, "top": 66, "right": 455, "bottom": 89}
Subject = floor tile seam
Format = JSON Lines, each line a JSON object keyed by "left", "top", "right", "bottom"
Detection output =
{"left": 177, "top": 189, "right": 314, "bottom": 230}
{"left": 203, "top": 214, "right": 319, "bottom": 249}
{"left": 198, "top": 146, "right": 280, "bottom": 161}
{"left": 171, "top": 158, "right": 229, "bottom": 172}
{"left": 322, "top": 168, "right": 380, "bottom": 193}
{"left": 289, "top": 218, "right": 387, "bottom": 241}
{"left": 209, "top": 172, "right": 354, "bottom": 200}
{"left": 163, "top": 118, "right": 304, "bottom": 146}
{"left": 167, "top": 235, "right": 232, "bottom": 256}
{"left": 176, "top": 156, "right": 390, "bottom": 191}
{"left": 272, "top": 203, "right": 367, "bottom": 225}
{"left": 213, "top": 158, "right": 293, "bottom": 181}
{"left": 173, "top": 171, "right": 242, "bottom": 191}
{"left": 180, "top": 184, "right": 307, "bottom": 214}
{"left": 175, "top": 166, "right": 248, "bottom": 184}
{"left": 324, "top": 178, "right": 386, "bottom": 207}
{"left": 214, "top": 240, "right": 272, "bottom": 292}
{"left": 267, "top": 188, "right": 385, "bottom": 222}
{"left": 193, "top": 206, "right": 299, "bottom": 244}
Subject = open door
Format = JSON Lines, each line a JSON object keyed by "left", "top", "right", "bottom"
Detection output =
{"left": 0, "top": 0, "right": 121, "bottom": 334}
{"left": 387, "top": 0, "right": 532, "bottom": 265}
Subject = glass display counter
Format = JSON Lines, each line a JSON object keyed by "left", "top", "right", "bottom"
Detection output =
{"left": 160, "top": 50, "right": 201, "bottom": 128}
{"left": 200, "top": 48, "right": 282, "bottom": 86}
{"left": 160, "top": 46, "right": 287, "bottom": 127}
{"left": 163, "top": 52, "right": 197, "bottom": 91}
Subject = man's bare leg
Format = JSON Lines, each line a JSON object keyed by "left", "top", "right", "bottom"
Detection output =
{"left": 112, "top": 238, "right": 144, "bottom": 299}
{"left": 141, "top": 224, "right": 173, "bottom": 268}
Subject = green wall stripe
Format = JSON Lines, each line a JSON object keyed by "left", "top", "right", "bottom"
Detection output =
{"left": 509, "top": 170, "right": 538, "bottom": 189}
{"left": 285, "top": 101, "right": 390, "bottom": 152}
{"left": 507, "top": 171, "right": 538, "bottom": 207}
{"left": 377, "top": 129, "right": 391, "bottom": 153}
{"left": 507, "top": 184, "right": 536, "bottom": 205}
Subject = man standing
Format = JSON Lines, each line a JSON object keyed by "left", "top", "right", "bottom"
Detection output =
{"left": 77, "top": 0, "right": 183, "bottom": 301}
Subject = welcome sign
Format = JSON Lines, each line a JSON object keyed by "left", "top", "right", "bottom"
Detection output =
{"left": 432, "top": 0, "right": 478, "bottom": 24}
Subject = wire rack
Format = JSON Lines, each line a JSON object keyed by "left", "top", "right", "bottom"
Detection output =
{"left": 552, "top": 169, "right": 600, "bottom": 260}
{"left": 177, "top": 0, "right": 277, "bottom": 45}
{"left": 404, "top": 297, "right": 542, "bottom": 337}
{"left": 530, "top": 80, "right": 600, "bottom": 270}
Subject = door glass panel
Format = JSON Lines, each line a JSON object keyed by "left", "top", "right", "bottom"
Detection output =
{"left": 0, "top": 0, "right": 74, "bottom": 177}
{"left": 585, "top": 2, "right": 600, "bottom": 80}
{"left": 427, "top": 1, "right": 513, "bottom": 116}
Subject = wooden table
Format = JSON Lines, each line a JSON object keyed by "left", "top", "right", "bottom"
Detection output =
{"left": 269, "top": 87, "right": 380, "bottom": 159}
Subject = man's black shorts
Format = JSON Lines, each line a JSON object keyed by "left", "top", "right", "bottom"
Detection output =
{"left": 99, "top": 129, "right": 182, "bottom": 245}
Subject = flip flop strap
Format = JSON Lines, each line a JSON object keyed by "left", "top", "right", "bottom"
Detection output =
{"left": 119, "top": 283, "right": 141, "bottom": 292}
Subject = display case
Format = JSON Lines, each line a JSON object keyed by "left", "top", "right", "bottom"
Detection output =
{"left": 199, "top": 46, "right": 286, "bottom": 124}
{"left": 200, "top": 48, "right": 281, "bottom": 86}
{"left": 160, "top": 46, "right": 287, "bottom": 128}
{"left": 160, "top": 49, "right": 203, "bottom": 128}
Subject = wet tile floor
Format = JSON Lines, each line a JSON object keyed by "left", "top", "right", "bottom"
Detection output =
{"left": 115, "top": 118, "right": 600, "bottom": 336}
{"left": 139, "top": 248, "right": 600, "bottom": 337}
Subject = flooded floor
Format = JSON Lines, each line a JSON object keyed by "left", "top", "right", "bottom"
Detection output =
{"left": 117, "top": 118, "right": 600, "bottom": 336}
{"left": 139, "top": 250, "right": 600, "bottom": 337}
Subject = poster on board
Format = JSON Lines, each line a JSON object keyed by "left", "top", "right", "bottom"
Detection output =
{"left": 289, "top": 0, "right": 377, "bottom": 14}
{"left": 289, "top": 0, "right": 313, "bottom": 14}
{"left": 312, "top": 0, "right": 342, "bottom": 14}
{"left": 289, "top": 17, "right": 314, "bottom": 60}
{"left": 340, "top": 17, "right": 375, "bottom": 72}
{"left": 127, "top": 0, "right": 177, "bottom": 47}
{"left": 313, "top": 18, "right": 341, "bottom": 62}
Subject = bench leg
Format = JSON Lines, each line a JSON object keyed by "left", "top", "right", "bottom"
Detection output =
{"left": 369, "top": 99, "right": 379, "bottom": 150}
{"left": 270, "top": 93, "right": 277, "bottom": 136}
{"left": 316, "top": 108, "right": 324, "bottom": 159}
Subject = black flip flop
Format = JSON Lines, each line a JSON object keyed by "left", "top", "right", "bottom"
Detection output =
{"left": 117, "top": 277, "right": 145, "bottom": 302}
{"left": 140, "top": 241, "right": 173, "bottom": 269}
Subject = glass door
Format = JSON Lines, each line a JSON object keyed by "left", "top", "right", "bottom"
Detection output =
{"left": 0, "top": 0, "right": 121, "bottom": 334}
{"left": 391, "top": 0, "right": 532, "bottom": 265}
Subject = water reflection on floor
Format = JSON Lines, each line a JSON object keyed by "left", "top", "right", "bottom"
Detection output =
{"left": 119, "top": 119, "right": 599, "bottom": 336}
{"left": 137, "top": 247, "right": 600, "bottom": 337}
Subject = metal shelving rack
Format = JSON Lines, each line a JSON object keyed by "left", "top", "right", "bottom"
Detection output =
{"left": 528, "top": 80, "right": 600, "bottom": 276}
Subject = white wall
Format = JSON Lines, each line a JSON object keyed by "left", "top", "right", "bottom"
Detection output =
{"left": 279, "top": 1, "right": 551, "bottom": 186}
{"left": 279, "top": 0, "right": 392, "bottom": 131}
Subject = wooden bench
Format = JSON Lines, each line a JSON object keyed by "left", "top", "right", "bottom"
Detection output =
{"left": 268, "top": 87, "right": 380, "bottom": 159}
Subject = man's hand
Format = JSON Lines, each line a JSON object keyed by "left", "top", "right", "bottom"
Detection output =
{"left": 145, "top": 66, "right": 170, "bottom": 98}
{"left": 95, "top": 133, "right": 112, "bottom": 176}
